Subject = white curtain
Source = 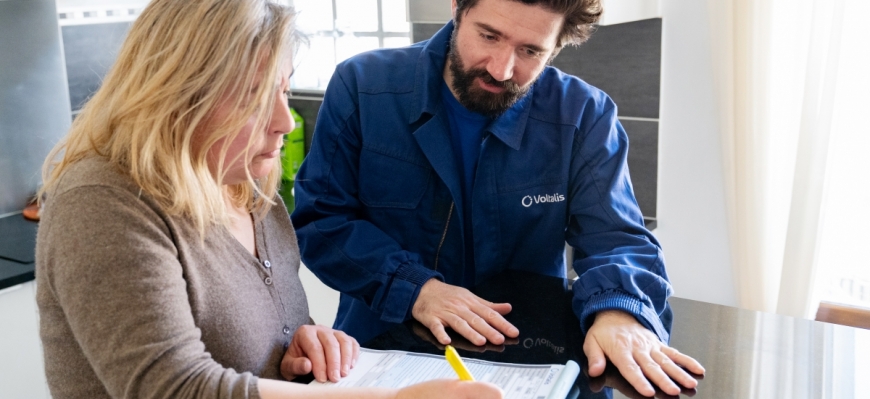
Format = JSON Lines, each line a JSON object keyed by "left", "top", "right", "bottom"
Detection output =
{"left": 709, "top": 0, "right": 870, "bottom": 318}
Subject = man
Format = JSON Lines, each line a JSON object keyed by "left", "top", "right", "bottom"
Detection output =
{"left": 292, "top": 0, "right": 704, "bottom": 395}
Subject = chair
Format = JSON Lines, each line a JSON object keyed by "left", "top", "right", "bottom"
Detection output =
{"left": 815, "top": 301, "right": 870, "bottom": 330}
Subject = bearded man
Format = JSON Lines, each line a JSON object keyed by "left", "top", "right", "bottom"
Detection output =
{"left": 292, "top": 0, "right": 704, "bottom": 395}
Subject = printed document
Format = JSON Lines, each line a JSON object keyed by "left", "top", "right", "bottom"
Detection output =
{"left": 310, "top": 348, "right": 580, "bottom": 399}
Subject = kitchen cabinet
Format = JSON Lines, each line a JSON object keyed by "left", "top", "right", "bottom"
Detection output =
{"left": 0, "top": 281, "right": 51, "bottom": 399}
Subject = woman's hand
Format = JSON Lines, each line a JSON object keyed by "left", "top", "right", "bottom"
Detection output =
{"left": 280, "top": 325, "right": 360, "bottom": 383}
{"left": 395, "top": 379, "right": 503, "bottom": 399}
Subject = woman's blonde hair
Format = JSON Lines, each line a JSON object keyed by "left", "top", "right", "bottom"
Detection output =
{"left": 41, "top": 0, "right": 300, "bottom": 235}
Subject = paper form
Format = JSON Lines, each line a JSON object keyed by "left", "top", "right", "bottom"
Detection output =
{"left": 310, "top": 348, "right": 579, "bottom": 399}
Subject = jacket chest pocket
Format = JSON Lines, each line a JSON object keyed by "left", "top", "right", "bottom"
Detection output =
{"left": 359, "top": 149, "right": 430, "bottom": 209}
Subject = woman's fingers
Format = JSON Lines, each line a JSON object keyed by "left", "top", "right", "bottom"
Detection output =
{"left": 315, "top": 328, "right": 342, "bottom": 382}
{"left": 336, "top": 330, "right": 356, "bottom": 377}
{"left": 287, "top": 325, "right": 360, "bottom": 382}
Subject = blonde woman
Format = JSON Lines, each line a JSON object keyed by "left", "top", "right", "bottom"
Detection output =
{"left": 35, "top": 1, "right": 501, "bottom": 398}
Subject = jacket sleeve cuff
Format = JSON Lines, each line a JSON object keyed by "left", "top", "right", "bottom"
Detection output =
{"left": 578, "top": 289, "right": 670, "bottom": 343}
{"left": 379, "top": 263, "right": 443, "bottom": 324}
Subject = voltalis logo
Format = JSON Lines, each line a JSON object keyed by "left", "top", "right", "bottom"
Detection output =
{"left": 521, "top": 193, "right": 566, "bottom": 208}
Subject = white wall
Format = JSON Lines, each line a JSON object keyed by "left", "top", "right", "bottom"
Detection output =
{"left": 656, "top": 0, "right": 737, "bottom": 307}
{"left": 600, "top": 0, "right": 661, "bottom": 25}
{"left": 299, "top": 264, "right": 340, "bottom": 327}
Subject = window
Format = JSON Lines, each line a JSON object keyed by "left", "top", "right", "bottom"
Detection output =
{"left": 56, "top": 0, "right": 148, "bottom": 26}
{"left": 811, "top": 1, "right": 870, "bottom": 313}
{"left": 291, "top": 0, "right": 411, "bottom": 91}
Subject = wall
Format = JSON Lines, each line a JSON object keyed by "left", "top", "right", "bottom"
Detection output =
{"left": 63, "top": 22, "right": 131, "bottom": 113}
{"left": 0, "top": 0, "right": 72, "bottom": 216}
{"left": 550, "top": 19, "right": 662, "bottom": 219}
{"left": 657, "top": 0, "right": 737, "bottom": 307}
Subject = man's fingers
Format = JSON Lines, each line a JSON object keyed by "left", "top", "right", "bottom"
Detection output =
{"left": 473, "top": 302, "right": 519, "bottom": 339}
{"left": 663, "top": 346, "right": 706, "bottom": 375}
{"left": 634, "top": 351, "right": 679, "bottom": 396}
{"left": 655, "top": 350, "right": 698, "bottom": 389}
{"left": 412, "top": 280, "right": 519, "bottom": 345}
{"left": 446, "top": 313, "right": 487, "bottom": 346}
{"left": 459, "top": 309, "right": 506, "bottom": 345}
{"left": 488, "top": 301, "right": 513, "bottom": 315}
{"left": 582, "top": 334, "right": 607, "bottom": 377}
{"left": 427, "top": 319, "right": 452, "bottom": 345}
{"left": 609, "top": 351, "right": 655, "bottom": 397}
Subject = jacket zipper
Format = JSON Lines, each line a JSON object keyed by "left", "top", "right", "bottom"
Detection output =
{"left": 433, "top": 202, "right": 454, "bottom": 271}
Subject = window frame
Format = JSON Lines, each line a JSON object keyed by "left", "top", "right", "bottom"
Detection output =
{"left": 291, "top": 0, "right": 411, "bottom": 92}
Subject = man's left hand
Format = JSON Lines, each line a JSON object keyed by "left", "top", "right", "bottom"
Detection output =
{"left": 584, "top": 310, "right": 705, "bottom": 397}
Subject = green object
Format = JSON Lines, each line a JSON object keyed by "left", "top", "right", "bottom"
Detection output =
{"left": 282, "top": 108, "right": 305, "bottom": 181}
{"left": 279, "top": 179, "right": 296, "bottom": 211}
{"left": 280, "top": 108, "right": 305, "bottom": 210}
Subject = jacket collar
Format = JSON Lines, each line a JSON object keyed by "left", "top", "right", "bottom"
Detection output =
{"left": 411, "top": 20, "right": 532, "bottom": 151}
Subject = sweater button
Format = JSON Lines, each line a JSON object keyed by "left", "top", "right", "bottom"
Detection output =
{"left": 263, "top": 260, "right": 271, "bottom": 268}
{"left": 264, "top": 277, "right": 273, "bottom": 285}
{"left": 283, "top": 326, "right": 291, "bottom": 335}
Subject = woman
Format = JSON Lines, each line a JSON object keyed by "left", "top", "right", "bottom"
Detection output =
{"left": 35, "top": 1, "right": 501, "bottom": 398}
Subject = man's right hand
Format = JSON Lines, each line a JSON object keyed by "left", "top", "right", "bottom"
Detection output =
{"left": 411, "top": 279, "right": 519, "bottom": 346}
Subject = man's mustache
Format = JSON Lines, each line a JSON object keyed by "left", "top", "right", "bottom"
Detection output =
{"left": 467, "top": 68, "right": 522, "bottom": 93}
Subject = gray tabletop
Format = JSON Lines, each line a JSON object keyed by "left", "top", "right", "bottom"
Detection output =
{"left": 366, "top": 270, "right": 869, "bottom": 398}
{"left": 664, "top": 297, "right": 868, "bottom": 399}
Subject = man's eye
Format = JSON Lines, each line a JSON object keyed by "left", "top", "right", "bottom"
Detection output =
{"left": 480, "top": 33, "right": 496, "bottom": 41}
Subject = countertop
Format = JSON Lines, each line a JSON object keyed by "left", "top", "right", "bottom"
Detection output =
{"left": 0, "top": 214, "right": 37, "bottom": 291}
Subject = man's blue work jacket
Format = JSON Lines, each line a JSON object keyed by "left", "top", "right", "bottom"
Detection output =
{"left": 292, "top": 21, "right": 673, "bottom": 345}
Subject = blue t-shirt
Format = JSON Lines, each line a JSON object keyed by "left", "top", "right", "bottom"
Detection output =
{"left": 440, "top": 81, "right": 491, "bottom": 286}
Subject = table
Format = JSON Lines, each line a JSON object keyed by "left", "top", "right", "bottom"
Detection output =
{"left": 364, "top": 270, "right": 869, "bottom": 398}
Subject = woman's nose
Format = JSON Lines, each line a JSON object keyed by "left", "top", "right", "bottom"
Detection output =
{"left": 270, "top": 92, "right": 294, "bottom": 135}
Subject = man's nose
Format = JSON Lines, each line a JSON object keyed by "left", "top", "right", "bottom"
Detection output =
{"left": 486, "top": 48, "right": 515, "bottom": 82}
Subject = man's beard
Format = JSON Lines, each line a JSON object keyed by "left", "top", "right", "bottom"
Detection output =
{"left": 447, "top": 31, "right": 533, "bottom": 118}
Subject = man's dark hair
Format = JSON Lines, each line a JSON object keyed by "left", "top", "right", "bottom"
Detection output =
{"left": 454, "top": 0, "right": 602, "bottom": 47}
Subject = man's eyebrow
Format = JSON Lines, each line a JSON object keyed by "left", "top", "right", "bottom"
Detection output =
{"left": 474, "top": 21, "right": 548, "bottom": 53}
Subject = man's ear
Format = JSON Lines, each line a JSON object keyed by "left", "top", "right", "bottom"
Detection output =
{"left": 451, "top": 0, "right": 458, "bottom": 21}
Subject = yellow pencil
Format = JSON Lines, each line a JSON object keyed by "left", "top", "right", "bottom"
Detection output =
{"left": 445, "top": 345, "right": 475, "bottom": 381}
